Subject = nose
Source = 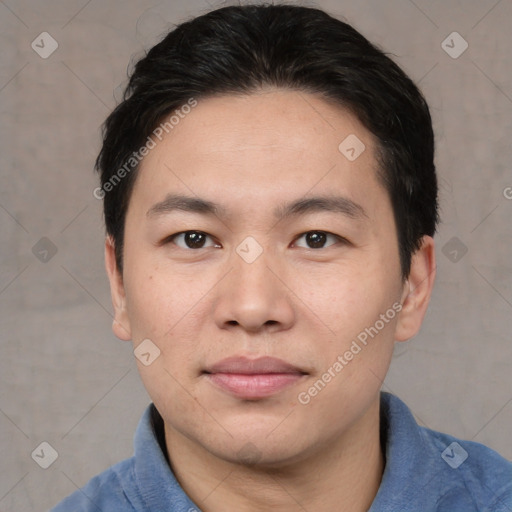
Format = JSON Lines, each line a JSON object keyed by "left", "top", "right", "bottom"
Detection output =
{"left": 213, "top": 247, "right": 295, "bottom": 334}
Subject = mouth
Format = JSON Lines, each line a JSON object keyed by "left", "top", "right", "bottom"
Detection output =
{"left": 202, "top": 356, "right": 308, "bottom": 400}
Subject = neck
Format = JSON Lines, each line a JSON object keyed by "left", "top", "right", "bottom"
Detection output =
{"left": 164, "top": 397, "right": 384, "bottom": 512}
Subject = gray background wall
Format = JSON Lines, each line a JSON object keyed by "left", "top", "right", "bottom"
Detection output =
{"left": 0, "top": 0, "right": 511, "bottom": 510}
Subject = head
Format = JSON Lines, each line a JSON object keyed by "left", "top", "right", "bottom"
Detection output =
{"left": 99, "top": 4, "right": 438, "bottom": 467}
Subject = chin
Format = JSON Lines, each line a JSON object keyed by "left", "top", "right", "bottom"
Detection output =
{"left": 196, "top": 423, "right": 314, "bottom": 469}
{"left": 216, "top": 442, "right": 306, "bottom": 469}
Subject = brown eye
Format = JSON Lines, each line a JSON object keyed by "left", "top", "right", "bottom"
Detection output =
{"left": 184, "top": 232, "right": 207, "bottom": 248}
{"left": 305, "top": 232, "right": 327, "bottom": 248}
{"left": 170, "top": 231, "right": 218, "bottom": 249}
{"left": 295, "top": 231, "right": 339, "bottom": 249}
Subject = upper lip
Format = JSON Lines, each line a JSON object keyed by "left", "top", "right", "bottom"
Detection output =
{"left": 204, "top": 356, "right": 307, "bottom": 375}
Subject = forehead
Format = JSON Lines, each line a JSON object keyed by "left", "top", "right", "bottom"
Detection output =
{"left": 130, "top": 89, "right": 388, "bottom": 222}
{"left": 151, "top": 89, "right": 372, "bottom": 158}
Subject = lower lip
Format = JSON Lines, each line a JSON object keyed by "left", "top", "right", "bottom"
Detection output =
{"left": 206, "top": 373, "right": 304, "bottom": 399}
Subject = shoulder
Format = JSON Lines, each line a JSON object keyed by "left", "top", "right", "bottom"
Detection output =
{"left": 419, "top": 426, "right": 512, "bottom": 511}
{"left": 376, "top": 392, "right": 512, "bottom": 512}
{"left": 50, "top": 457, "right": 139, "bottom": 512}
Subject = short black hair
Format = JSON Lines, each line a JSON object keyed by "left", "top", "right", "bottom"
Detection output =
{"left": 96, "top": 3, "right": 438, "bottom": 277}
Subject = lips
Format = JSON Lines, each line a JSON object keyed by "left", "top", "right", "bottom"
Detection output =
{"left": 203, "top": 356, "right": 307, "bottom": 399}
{"left": 205, "top": 356, "right": 306, "bottom": 375}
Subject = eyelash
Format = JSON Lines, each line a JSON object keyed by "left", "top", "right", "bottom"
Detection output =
{"left": 163, "top": 230, "right": 347, "bottom": 250}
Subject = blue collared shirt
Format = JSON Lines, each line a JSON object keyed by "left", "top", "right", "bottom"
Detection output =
{"left": 51, "top": 392, "right": 512, "bottom": 511}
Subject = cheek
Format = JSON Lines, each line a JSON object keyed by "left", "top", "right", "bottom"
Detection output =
{"left": 122, "top": 260, "right": 219, "bottom": 363}
{"left": 123, "top": 263, "right": 189, "bottom": 341}
{"left": 290, "top": 260, "right": 401, "bottom": 392}
{"left": 291, "top": 260, "right": 395, "bottom": 335}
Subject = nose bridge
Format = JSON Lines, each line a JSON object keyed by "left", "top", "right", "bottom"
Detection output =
{"left": 213, "top": 239, "right": 295, "bottom": 331}
{"left": 231, "top": 241, "right": 277, "bottom": 305}
{"left": 231, "top": 234, "right": 277, "bottom": 286}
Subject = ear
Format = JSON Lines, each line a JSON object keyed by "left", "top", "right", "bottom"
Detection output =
{"left": 395, "top": 235, "right": 436, "bottom": 342}
{"left": 105, "top": 236, "right": 132, "bottom": 341}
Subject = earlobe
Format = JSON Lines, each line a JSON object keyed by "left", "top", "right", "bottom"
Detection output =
{"left": 105, "top": 236, "right": 132, "bottom": 341}
{"left": 395, "top": 236, "right": 436, "bottom": 342}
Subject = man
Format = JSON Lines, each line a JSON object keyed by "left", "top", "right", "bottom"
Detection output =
{"left": 52, "top": 3, "right": 512, "bottom": 511}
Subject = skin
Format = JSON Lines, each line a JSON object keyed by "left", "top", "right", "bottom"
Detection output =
{"left": 105, "top": 89, "right": 436, "bottom": 512}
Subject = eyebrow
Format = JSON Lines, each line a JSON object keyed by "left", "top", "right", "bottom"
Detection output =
{"left": 146, "top": 194, "right": 367, "bottom": 221}
{"left": 147, "top": 194, "right": 224, "bottom": 218}
{"left": 274, "top": 196, "right": 367, "bottom": 221}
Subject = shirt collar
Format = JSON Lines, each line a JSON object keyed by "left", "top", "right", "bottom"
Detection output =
{"left": 132, "top": 403, "right": 200, "bottom": 511}
{"left": 131, "top": 392, "right": 428, "bottom": 511}
{"left": 369, "top": 391, "right": 432, "bottom": 510}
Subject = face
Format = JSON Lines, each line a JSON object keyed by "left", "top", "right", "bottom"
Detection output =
{"left": 107, "top": 89, "right": 433, "bottom": 467}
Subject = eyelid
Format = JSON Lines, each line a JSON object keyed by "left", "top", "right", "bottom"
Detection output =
{"left": 160, "top": 230, "right": 349, "bottom": 250}
{"left": 292, "top": 230, "right": 348, "bottom": 249}
{"left": 162, "top": 230, "right": 221, "bottom": 248}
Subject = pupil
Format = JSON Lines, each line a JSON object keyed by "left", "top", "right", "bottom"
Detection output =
{"left": 185, "top": 232, "right": 205, "bottom": 248}
{"left": 306, "top": 232, "right": 326, "bottom": 248}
